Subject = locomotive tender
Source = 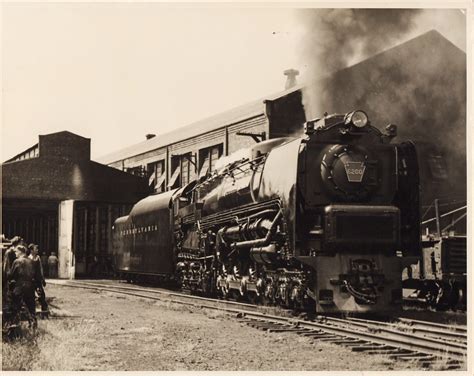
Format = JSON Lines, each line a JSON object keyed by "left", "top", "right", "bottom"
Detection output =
{"left": 113, "top": 110, "right": 421, "bottom": 313}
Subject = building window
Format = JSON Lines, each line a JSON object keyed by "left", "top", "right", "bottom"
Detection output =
{"left": 198, "top": 144, "right": 223, "bottom": 178}
{"left": 168, "top": 152, "right": 198, "bottom": 189}
{"left": 168, "top": 155, "right": 181, "bottom": 189}
{"left": 147, "top": 160, "right": 166, "bottom": 193}
{"left": 126, "top": 166, "right": 146, "bottom": 177}
{"left": 180, "top": 153, "right": 192, "bottom": 187}
{"left": 427, "top": 153, "right": 448, "bottom": 180}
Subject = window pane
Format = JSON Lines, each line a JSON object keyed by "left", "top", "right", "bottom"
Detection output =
{"left": 199, "top": 153, "right": 210, "bottom": 177}
{"left": 210, "top": 145, "right": 222, "bottom": 171}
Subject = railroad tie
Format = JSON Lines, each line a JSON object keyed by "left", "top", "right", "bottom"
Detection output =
{"left": 395, "top": 354, "right": 432, "bottom": 361}
{"left": 412, "top": 356, "right": 438, "bottom": 363}
{"left": 305, "top": 333, "right": 339, "bottom": 339}
{"left": 332, "top": 339, "right": 366, "bottom": 345}
{"left": 267, "top": 327, "right": 304, "bottom": 333}
{"left": 300, "top": 330, "right": 325, "bottom": 337}
{"left": 313, "top": 336, "right": 341, "bottom": 342}
{"left": 244, "top": 321, "right": 282, "bottom": 330}
{"left": 367, "top": 349, "right": 412, "bottom": 356}
{"left": 424, "top": 358, "right": 462, "bottom": 370}
{"left": 294, "top": 330, "right": 314, "bottom": 335}
{"left": 255, "top": 323, "right": 283, "bottom": 328}
{"left": 252, "top": 325, "right": 278, "bottom": 331}
{"left": 388, "top": 351, "right": 422, "bottom": 360}
{"left": 445, "top": 359, "right": 462, "bottom": 366}
{"left": 350, "top": 344, "right": 393, "bottom": 352}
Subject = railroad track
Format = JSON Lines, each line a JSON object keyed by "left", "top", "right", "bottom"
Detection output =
{"left": 47, "top": 279, "right": 467, "bottom": 370}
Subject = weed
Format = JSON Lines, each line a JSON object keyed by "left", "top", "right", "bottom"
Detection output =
{"left": 2, "top": 316, "right": 101, "bottom": 371}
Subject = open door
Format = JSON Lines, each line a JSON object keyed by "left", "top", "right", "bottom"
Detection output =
{"left": 58, "top": 200, "right": 75, "bottom": 279}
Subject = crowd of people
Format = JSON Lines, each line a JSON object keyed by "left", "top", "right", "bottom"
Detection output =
{"left": 2, "top": 235, "right": 58, "bottom": 329}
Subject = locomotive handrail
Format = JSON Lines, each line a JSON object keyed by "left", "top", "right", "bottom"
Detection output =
{"left": 421, "top": 205, "right": 466, "bottom": 225}
{"left": 235, "top": 209, "right": 277, "bottom": 224}
{"left": 197, "top": 199, "right": 281, "bottom": 231}
{"left": 441, "top": 212, "right": 467, "bottom": 233}
{"left": 193, "top": 154, "right": 267, "bottom": 192}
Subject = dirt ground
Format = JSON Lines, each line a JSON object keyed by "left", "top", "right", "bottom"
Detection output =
{"left": 2, "top": 284, "right": 459, "bottom": 371}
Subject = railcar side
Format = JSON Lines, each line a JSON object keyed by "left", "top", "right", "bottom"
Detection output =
{"left": 113, "top": 190, "right": 176, "bottom": 281}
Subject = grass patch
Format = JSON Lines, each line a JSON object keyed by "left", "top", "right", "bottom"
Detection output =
{"left": 2, "top": 317, "right": 100, "bottom": 371}
{"left": 2, "top": 329, "right": 39, "bottom": 371}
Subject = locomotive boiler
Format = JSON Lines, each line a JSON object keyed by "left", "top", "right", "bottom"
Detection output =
{"left": 113, "top": 110, "right": 421, "bottom": 313}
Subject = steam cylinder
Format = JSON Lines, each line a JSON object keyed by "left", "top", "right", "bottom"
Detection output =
{"left": 221, "top": 218, "right": 273, "bottom": 244}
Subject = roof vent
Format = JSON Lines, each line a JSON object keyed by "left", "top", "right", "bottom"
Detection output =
{"left": 283, "top": 69, "right": 299, "bottom": 90}
{"left": 146, "top": 134, "right": 156, "bottom": 140}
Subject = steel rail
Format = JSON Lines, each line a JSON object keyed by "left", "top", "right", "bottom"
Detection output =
{"left": 396, "top": 317, "right": 467, "bottom": 333}
{"left": 343, "top": 317, "right": 467, "bottom": 343}
{"left": 48, "top": 281, "right": 251, "bottom": 315}
{"left": 241, "top": 313, "right": 467, "bottom": 361}
{"left": 48, "top": 279, "right": 265, "bottom": 312}
{"left": 48, "top": 280, "right": 467, "bottom": 363}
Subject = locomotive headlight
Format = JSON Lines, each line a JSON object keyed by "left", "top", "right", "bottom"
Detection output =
{"left": 345, "top": 110, "right": 369, "bottom": 128}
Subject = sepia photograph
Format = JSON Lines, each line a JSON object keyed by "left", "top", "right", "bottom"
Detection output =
{"left": 1, "top": 1, "right": 470, "bottom": 372}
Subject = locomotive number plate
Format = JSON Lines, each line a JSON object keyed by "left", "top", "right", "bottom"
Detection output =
{"left": 344, "top": 162, "right": 366, "bottom": 182}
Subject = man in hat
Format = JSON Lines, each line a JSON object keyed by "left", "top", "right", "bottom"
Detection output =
{"left": 8, "top": 245, "right": 41, "bottom": 328}
{"left": 29, "top": 244, "right": 48, "bottom": 313}
{"left": 48, "top": 252, "right": 59, "bottom": 278}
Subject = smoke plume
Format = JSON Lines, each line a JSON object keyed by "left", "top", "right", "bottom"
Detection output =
{"left": 297, "top": 9, "right": 466, "bottom": 117}
{"left": 296, "top": 8, "right": 467, "bottom": 204}
{"left": 298, "top": 9, "right": 424, "bottom": 118}
{"left": 300, "top": 9, "right": 421, "bottom": 74}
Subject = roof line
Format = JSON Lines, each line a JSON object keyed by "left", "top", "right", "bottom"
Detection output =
{"left": 104, "top": 112, "right": 265, "bottom": 165}
{"left": 3, "top": 143, "right": 39, "bottom": 164}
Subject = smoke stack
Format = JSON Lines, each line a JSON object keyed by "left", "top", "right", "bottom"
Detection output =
{"left": 284, "top": 69, "right": 299, "bottom": 89}
{"left": 146, "top": 134, "right": 156, "bottom": 140}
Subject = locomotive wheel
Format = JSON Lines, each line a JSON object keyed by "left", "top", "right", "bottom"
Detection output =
{"left": 459, "top": 284, "right": 467, "bottom": 307}
{"left": 216, "top": 277, "right": 229, "bottom": 299}
{"left": 439, "top": 282, "right": 460, "bottom": 310}
{"left": 230, "top": 290, "right": 241, "bottom": 301}
{"left": 247, "top": 291, "right": 259, "bottom": 305}
{"left": 428, "top": 281, "right": 460, "bottom": 311}
{"left": 263, "top": 282, "right": 275, "bottom": 306}
{"left": 424, "top": 282, "right": 440, "bottom": 308}
{"left": 448, "top": 285, "right": 461, "bottom": 310}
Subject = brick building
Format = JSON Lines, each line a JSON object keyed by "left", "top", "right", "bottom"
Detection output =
{"left": 2, "top": 131, "right": 150, "bottom": 278}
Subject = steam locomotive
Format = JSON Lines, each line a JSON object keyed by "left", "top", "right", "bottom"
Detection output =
{"left": 113, "top": 110, "right": 421, "bottom": 313}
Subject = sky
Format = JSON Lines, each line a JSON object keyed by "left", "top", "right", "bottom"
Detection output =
{"left": 1, "top": 3, "right": 468, "bottom": 162}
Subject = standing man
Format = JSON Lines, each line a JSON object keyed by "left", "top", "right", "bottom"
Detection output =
{"left": 7, "top": 245, "right": 40, "bottom": 328}
{"left": 48, "top": 252, "right": 59, "bottom": 278}
{"left": 3, "top": 236, "right": 20, "bottom": 303}
{"left": 29, "top": 244, "right": 48, "bottom": 314}
{"left": 40, "top": 251, "right": 49, "bottom": 278}
{"left": 3, "top": 236, "right": 20, "bottom": 276}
